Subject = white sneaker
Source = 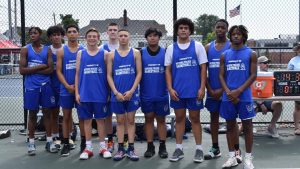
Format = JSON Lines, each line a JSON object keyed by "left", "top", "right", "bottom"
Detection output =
{"left": 267, "top": 127, "right": 279, "bottom": 138}
{"left": 222, "top": 156, "right": 238, "bottom": 168}
{"left": 99, "top": 147, "right": 112, "bottom": 159}
{"left": 79, "top": 147, "right": 93, "bottom": 160}
{"left": 244, "top": 155, "right": 254, "bottom": 169}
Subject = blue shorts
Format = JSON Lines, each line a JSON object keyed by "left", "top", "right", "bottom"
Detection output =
{"left": 111, "top": 100, "right": 140, "bottom": 114}
{"left": 170, "top": 98, "right": 204, "bottom": 110}
{"left": 78, "top": 102, "right": 108, "bottom": 120}
{"left": 59, "top": 95, "right": 77, "bottom": 109}
{"left": 24, "top": 83, "right": 56, "bottom": 110}
{"left": 106, "top": 102, "right": 112, "bottom": 117}
{"left": 205, "top": 98, "right": 221, "bottom": 113}
{"left": 220, "top": 101, "right": 256, "bottom": 120}
{"left": 52, "top": 87, "right": 60, "bottom": 108}
{"left": 141, "top": 100, "right": 170, "bottom": 116}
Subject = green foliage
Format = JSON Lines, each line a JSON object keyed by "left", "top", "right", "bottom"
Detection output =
{"left": 194, "top": 14, "right": 219, "bottom": 40}
{"left": 59, "top": 14, "right": 79, "bottom": 30}
{"left": 203, "top": 32, "right": 216, "bottom": 45}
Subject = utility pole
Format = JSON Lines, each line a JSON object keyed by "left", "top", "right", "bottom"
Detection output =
{"left": 14, "top": 0, "right": 17, "bottom": 43}
{"left": 53, "top": 12, "right": 56, "bottom": 25}
{"left": 8, "top": 0, "right": 13, "bottom": 41}
{"left": 225, "top": 0, "right": 227, "bottom": 21}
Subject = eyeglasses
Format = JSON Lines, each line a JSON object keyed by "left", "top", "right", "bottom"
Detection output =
{"left": 260, "top": 62, "right": 269, "bottom": 65}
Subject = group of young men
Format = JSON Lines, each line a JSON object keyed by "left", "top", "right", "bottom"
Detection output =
{"left": 20, "top": 17, "right": 257, "bottom": 169}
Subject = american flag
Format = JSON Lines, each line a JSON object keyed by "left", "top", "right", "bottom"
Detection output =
{"left": 229, "top": 5, "right": 240, "bottom": 18}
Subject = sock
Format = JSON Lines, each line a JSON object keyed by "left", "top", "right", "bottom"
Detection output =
{"left": 81, "top": 136, "right": 86, "bottom": 142}
{"left": 52, "top": 133, "right": 59, "bottom": 138}
{"left": 196, "top": 144, "right": 203, "bottom": 150}
{"left": 213, "top": 143, "right": 219, "bottom": 149}
{"left": 129, "top": 143, "right": 134, "bottom": 150}
{"left": 147, "top": 142, "right": 154, "bottom": 148}
{"left": 229, "top": 151, "right": 235, "bottom": 158}
{"left": 124, "top": 134, "right": 128, "bottom": 142}
{"left": 99, "top": 141, "right": 106, "bottom": 148}
{"left": 176, "top": 144, "right": 183, "bottom": 150}
{"left": 234, "top": 144, "right": 240, "bottom": 151}
{"left": 245, "top": 152, "right": 252, "bottom": 158}
{"left": 86, "top": 140, "right": 92, "bottom": 148}
{"left": 159, "top": 140, "right": 165, "bottom": 145}
{"left": 63, "top": 138, "right": 69, "bottom": 144}
{"left": 118, "top": 143, "right": 124, "bottom": 150}
{"left": 29, "top": 138, "right": 35, "bottom": 144}
{"left": 46, "top": 137, "right": 52, "bottom": 142}
{"left": 107, "top": 134, "right": 113, "bottom": 141}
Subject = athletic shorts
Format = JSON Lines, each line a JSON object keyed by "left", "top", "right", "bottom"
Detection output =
{"left": 78, "top": 102, "right": 108, "bottom": 119}
{"left": 141, "top": 100, "right": 170, "bottom": 116}
{"left": 24, "top": 83, "right": 56, "bottom": 110}
{"left": 254, "top": 101, "right": 272, "bottom": 112}
{"left": 170, "top": 98, "right": 203, "bottom": 110}
{"left": 59, "top": 95, "right": 77, "bottom": 109}
{"left": 220, "top": 101, "right": 256, "bottom": 120}
{"left": 111, "top": 100, "right": 140, "bottom": 114}
{"left": 205, "top": 98, "right": 221, "bottom": 113}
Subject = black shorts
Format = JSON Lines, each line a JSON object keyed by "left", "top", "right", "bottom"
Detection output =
{"left": 255, "top": 101, "right": 273, "bottom": 112}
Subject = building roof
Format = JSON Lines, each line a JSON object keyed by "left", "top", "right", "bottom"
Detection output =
{"left": 80, "top": 17, "right": 167, "bottom": 36}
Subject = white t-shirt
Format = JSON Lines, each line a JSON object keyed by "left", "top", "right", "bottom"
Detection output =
{"left": 287, "top": 56, "right": 300, "bottom": 70}
{"left": 164, "top": 41, "right": 208, "bottom": 66}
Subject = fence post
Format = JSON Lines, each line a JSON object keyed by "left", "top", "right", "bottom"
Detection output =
{"left": 173, "top": 0, "right": 177, "bottom": 42}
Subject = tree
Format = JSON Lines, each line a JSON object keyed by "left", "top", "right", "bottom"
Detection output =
{"left": 203, "top": 32, "right": 216, "bottom": 45}
{"left": 59, "top": 14, "right": 79, "bottom": 30}
{"left": 194, "top": 14, "right": 219, "bottom": 40}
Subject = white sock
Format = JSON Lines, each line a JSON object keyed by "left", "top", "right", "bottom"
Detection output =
{"left": 99, "top": 141, "right": 106, "bottom": 148}
{"left": 245, "top": 152, "right": 252, "bottom": 158}
{"left": 196, "top": 144, "right": 203, "bottom": 150}
{"left": 52, "top": 133, "right": 59, "bottom": 138}
{"left": 29, "top": 138, "right": 35, "bottom": 144}
{"left": 86, "top": 140, "right": 92, "bottom": 147}
{"left": 229, "top": 151, "right": 235, "bottom": 158}
{"left": 176, "top": 144, "right": 183, "bottom": 150}
{"left": 47, "top": 137, "right": 52, "bottom": 142}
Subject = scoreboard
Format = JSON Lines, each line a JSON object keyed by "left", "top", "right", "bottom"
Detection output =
{"left": 273, "top": 71, "right": 300, "bottom": 96}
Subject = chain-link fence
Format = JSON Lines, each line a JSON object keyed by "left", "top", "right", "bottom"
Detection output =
{"left": 0, "top": 0, "right": 299, "bottom": 130}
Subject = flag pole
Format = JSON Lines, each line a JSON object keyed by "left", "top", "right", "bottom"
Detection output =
{"left": 240, "top": 0, "right": 243, "bottom": 24}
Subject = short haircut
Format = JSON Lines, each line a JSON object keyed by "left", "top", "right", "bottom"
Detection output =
{"left": 174, "top": 17, "right": 194, "bottom": 35}
{"left": 118, "top": 28, "right": 129, "bottom": 33}
{"left": 85, "top": 27, "right": 100, "bottom": 38}
{"left": 144, "top": 28, "right": 162, "bottom": 38}
{"left": 66, "top": 24, "right": 79, "bottom": 32}
{"left": 107, "top": 22, "right": 118, "bottom": 28}
{"left": 228, "top": 25, "right": 248, "bottom": 44}
{"left": 28, "top": 26, "right": 42, "bottom": 35}
{"left": 47, "top": 25, "right": 65, "bottom": 37}
{"left": 215, "top": 19, "right": 229, "bottom": 28}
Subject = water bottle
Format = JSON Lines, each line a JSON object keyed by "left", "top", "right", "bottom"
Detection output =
{"left": 10, "top": 128, "right": 15, "bottom": 143}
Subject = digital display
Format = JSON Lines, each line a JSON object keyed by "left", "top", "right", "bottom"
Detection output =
{"left": 273, "top": 71, "right": 300, "bottom": 96}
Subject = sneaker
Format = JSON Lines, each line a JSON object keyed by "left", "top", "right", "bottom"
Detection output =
{"left": 267, "top": 127, "right": 279, "bottom": 138}
{"left": 124, "top": 140, "right": 129, "bottom": 152}
{"left": 80, "top": 140, "right": 86, "bottom": 153}
{"left": 79, "top": 147, "right": 93, "bottom": 160}
{"left": 158, "top": 144, "right": 168, "bottom": 158}
{"left": 61, "top": 144, "right": 70, "bottom": 157}
{"left": 244, "top": 155, "right": 254, "bottom": 169}
{"left": 193, "top": 149, "right": 204, "bottom": 163}
{"left": 69, "top": 139, "right": 76, "bottom": 150}
{"left": 127, "top": 149, "right": 139, "bottom": 161}
{"left": 204, "top": 147, "right": 221, "bottom": 160}
{"left": 27, "top": 143, "right": 36, "bottom": 156}
{"left": 235, "top": 149, "right": 243, "bottom": 164}
{"left": 222, "top": 156, "right": 238, "bottom": 168}
{"left": 99, "top": 147, "right": 112, "bottom": 159}
{"left": 45, "top": 141, "right": 58, "bottom": 153}
{"left": 53, "top": 137, "right": 61, "bottom": 150}
{"left": 169, "top": 148, "right": 184, "bottom": 162}
{"left": 144, "top": 145, "right": 155, "bottom": 158}
{"left": 113, "top": 149, "right": 126, "bottom": 161}
{"left": 107, "top": 140, "right": 114, "bottom": 153}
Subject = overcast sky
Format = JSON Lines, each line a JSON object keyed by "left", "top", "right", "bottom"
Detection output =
{"left": 0, "top": 0, "right": 298, "bottom": 39}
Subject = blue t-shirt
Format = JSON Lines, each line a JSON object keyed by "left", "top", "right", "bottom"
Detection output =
{"left": 140, "top": 47, "right": 168, "bottom": 101}
{"left": 78, "top": 49, "right": 108, "bottom": 102}
{"left": 222, "top": 45, "right": 253, "bottom": 102}
{"left": 111, "top": 48, "right": 139, "bottom": 102}
{"left": 60, "top": 45, "right": 84, "bottom": 96}
{"left": 207, "top": 40, "right": 230, "bottom": 97}
{"left": 24, "top": 44, "right": 50, "bottom": 89}
{"left": 287, "top": 56, "right": 300, "bottom": 70}
{"left": 171, "top": 40, "right": 200, "bottom": 98}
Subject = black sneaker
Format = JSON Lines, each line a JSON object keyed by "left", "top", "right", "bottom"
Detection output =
{"left": 144, "top": 145, "right": 155, "bottom": 158}
{"left": 80, "top": 140, "right": 86, "bottom": 153}
{"left": 61, "top": 144, "right": 70, "bottom": 157}
{"left": 204, "top": 147, "right": 221, "bottom": 160}
{"left": 158, "top": 144, "right": 168, "bottom": 158}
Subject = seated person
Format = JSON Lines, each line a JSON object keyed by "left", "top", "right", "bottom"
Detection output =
{"left": 240, "top": 56, "right": 283, "bottom": 138}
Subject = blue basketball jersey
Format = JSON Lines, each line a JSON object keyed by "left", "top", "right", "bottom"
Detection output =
{"left": 103, "top": 44, "right": 111, "bottom": 52}
{"left": 207, "top": 40, "right": 230, "bottom": 97}
{"left": 50, "top": 45, "right": 61, "bottom": 90}
{"left": 140, "top": 47, "right": 168, "bottom": 101}
{"left": 171, "top": 40, "right": 200, "bottom": 98}
{"left": 111, "top": 48, "right": 139, "bottom": 102}
{"left": 78, "top": 49, "right": 108, "bottom": 102}
{"left": 60, "top": 45, "right": 84, "bottom": 96}
{"left": 222, "top": 45, "right": 253, "bottom": 101}
{"left": 24, "top": 44, "right": 50, "bottom": 89}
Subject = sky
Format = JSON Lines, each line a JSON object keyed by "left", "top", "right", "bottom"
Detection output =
{"left": 0, "top": 0, "right": 299, "bottom": 40}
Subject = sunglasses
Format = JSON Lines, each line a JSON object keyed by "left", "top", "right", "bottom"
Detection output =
{"left": 260, "top": 62, "right": 269, "bottom": 64}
